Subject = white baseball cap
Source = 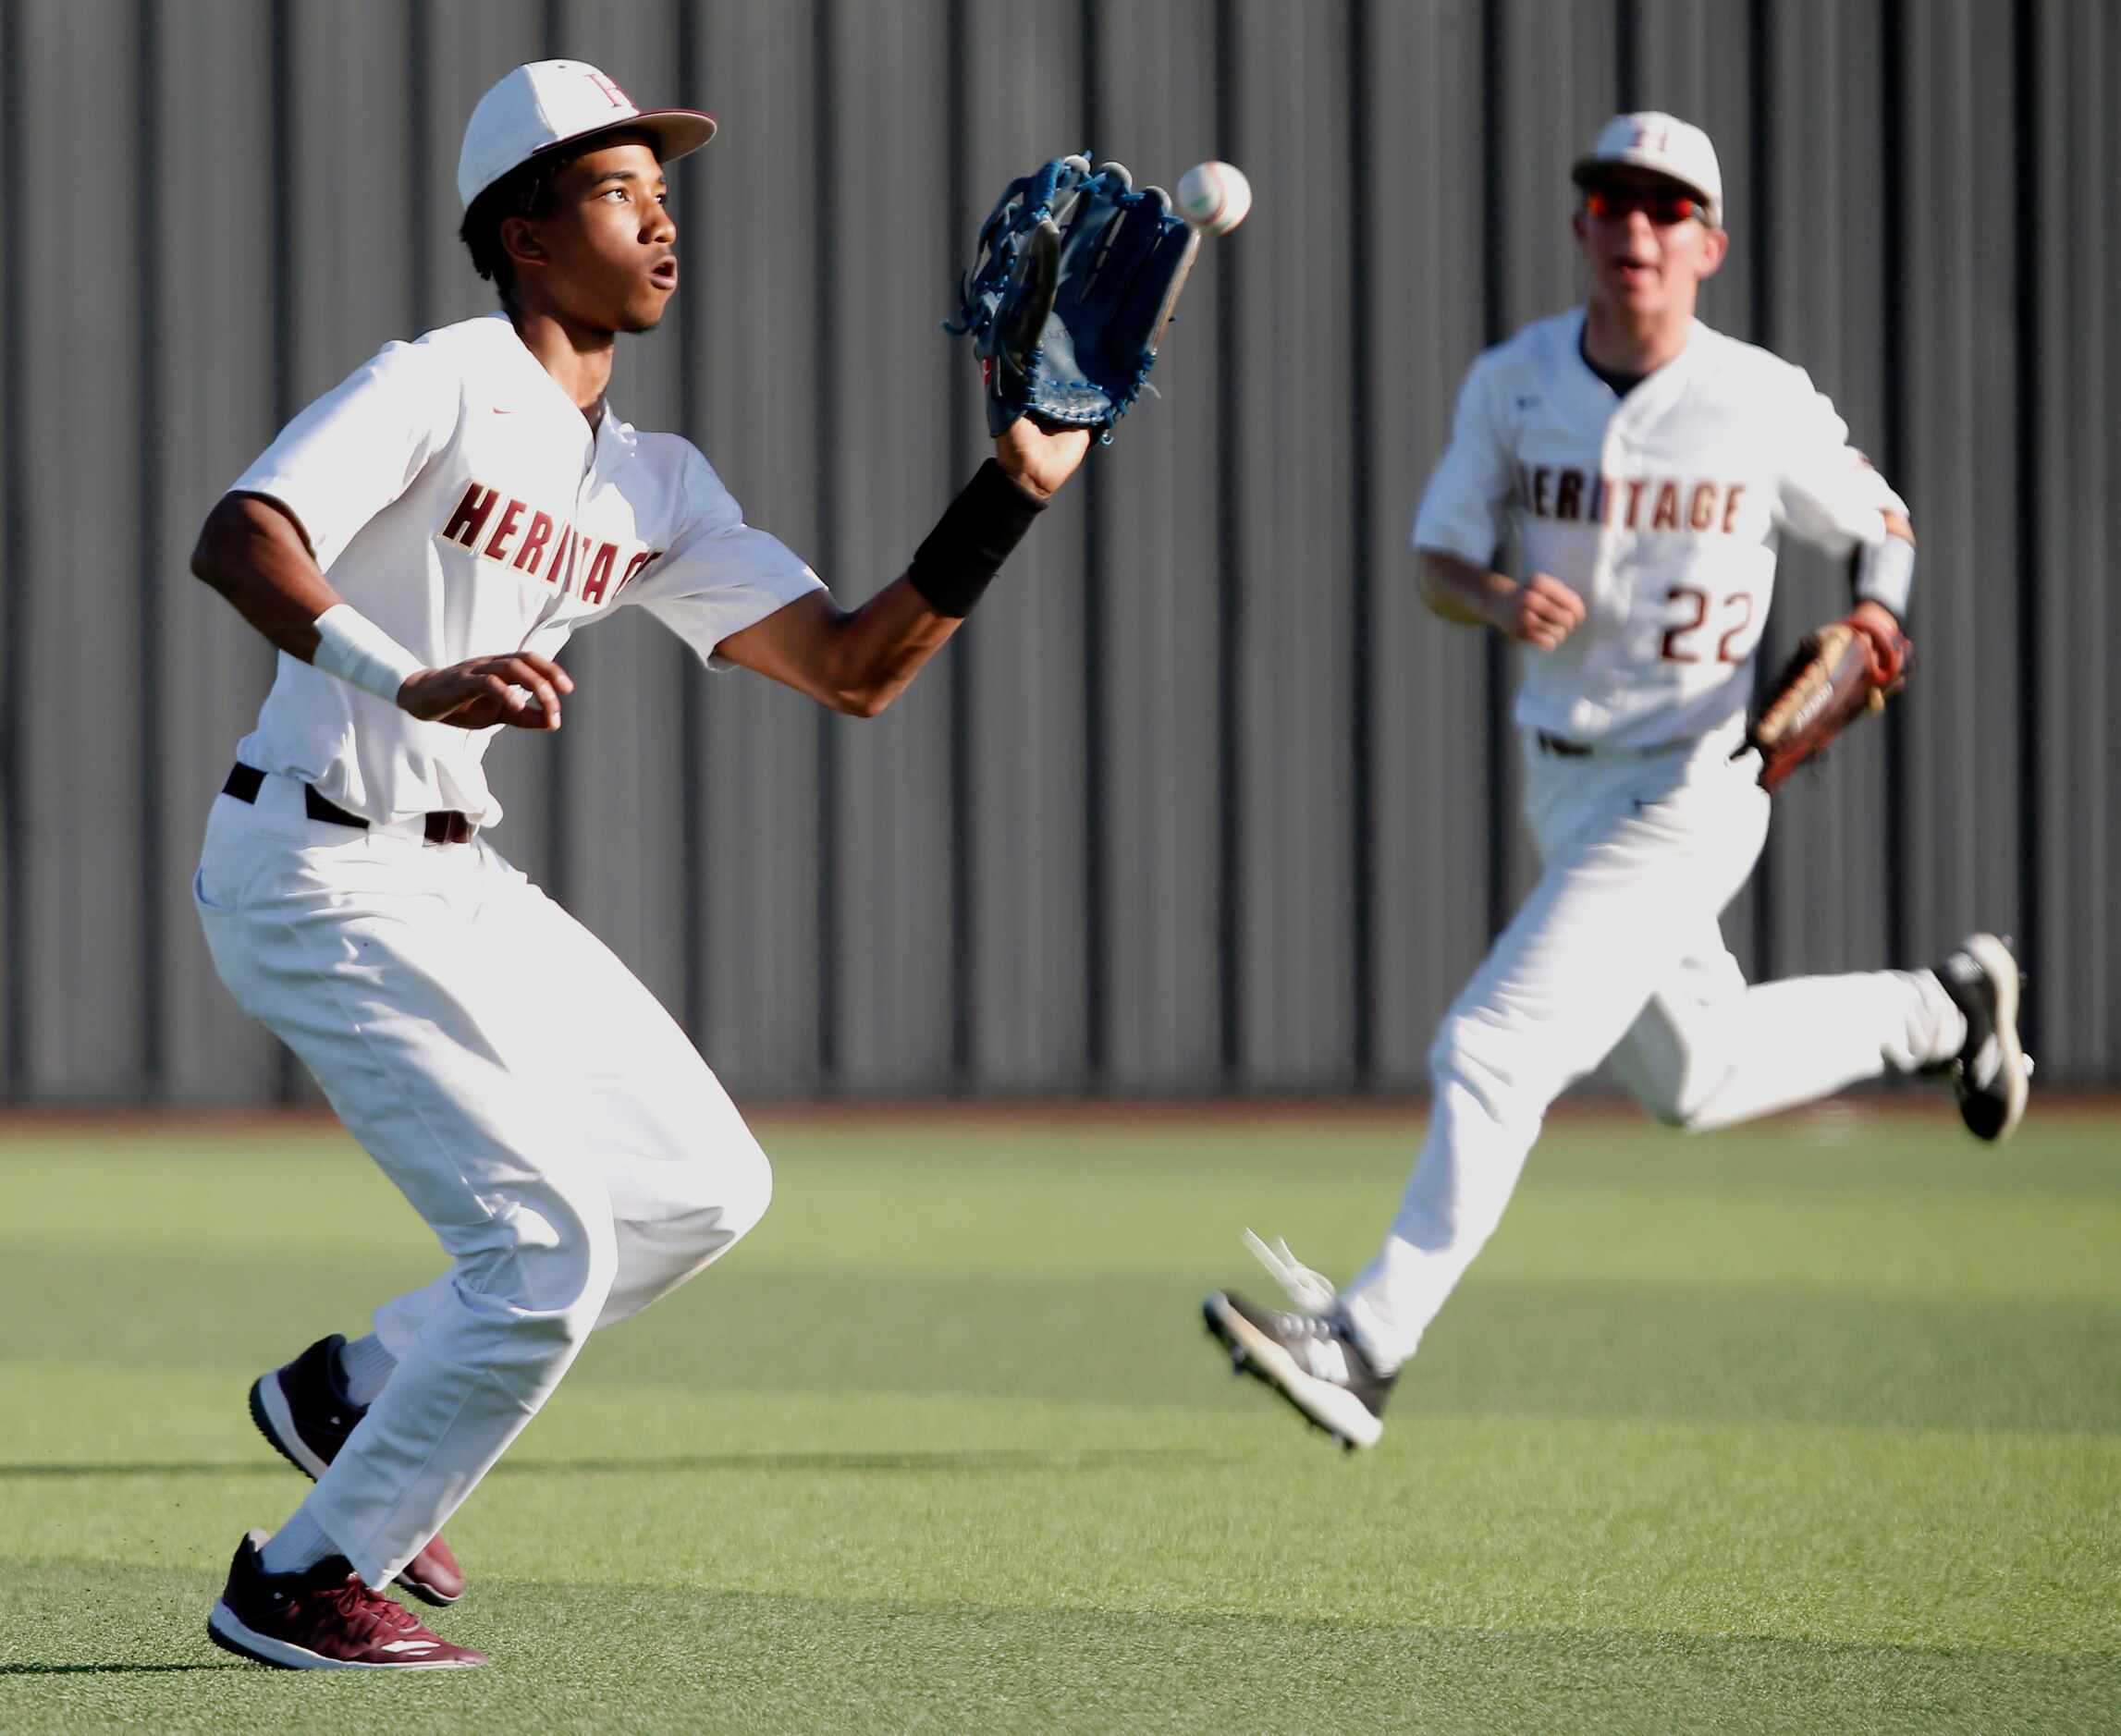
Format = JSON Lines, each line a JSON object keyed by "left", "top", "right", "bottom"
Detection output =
{"left": 457, "top": 60, "right": 717, "bottom": 210}
{"left": 1571, "top": 111, "right": 1723, "bottom": 227}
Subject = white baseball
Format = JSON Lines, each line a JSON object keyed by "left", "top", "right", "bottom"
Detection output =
{"left": 1174, "top": 160, "right": 1252, "bottom": 237}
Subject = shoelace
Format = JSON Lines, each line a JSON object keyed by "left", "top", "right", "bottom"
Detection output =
{"left": 1241, "top": 1231, "right": 1357, "bottom": 1384}
{"left": 1242, "top": 1229, "right": 1340, "bottom": 1313}
{"left": 325, "top": 1574, "right": 422, "bottom": 1641}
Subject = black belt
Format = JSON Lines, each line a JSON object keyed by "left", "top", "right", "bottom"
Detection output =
{"left": 1535, "top": 730, "right": 1691, "bottom": 760}
{"left": 223, "top": 764, "right": 476, "bottom": 846}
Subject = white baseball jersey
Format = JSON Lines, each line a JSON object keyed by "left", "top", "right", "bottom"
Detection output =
{"left": 1412, "top": 310, "right": 1906, "bottom": 748}
{"left": 229, "top": 312, "right": 824, "bottom": 825}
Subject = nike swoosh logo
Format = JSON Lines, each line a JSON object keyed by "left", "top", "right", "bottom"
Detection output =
{"left": 492, "top": 407, "right": 518, "bottom": 416}
{"left": 379, "top": 1640, "right": 439, "bottom": 1654}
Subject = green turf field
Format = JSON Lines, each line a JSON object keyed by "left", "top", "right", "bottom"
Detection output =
{"left": 1, "top": 1106, "right": 2115, "bottom": 1732}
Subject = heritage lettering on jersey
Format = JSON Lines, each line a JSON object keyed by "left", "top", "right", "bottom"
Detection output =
{"left": 1516, "top": 464, "right": 1747, "bottom": 535}
{"left": 436, "top": 479, "right": 659, "bottom": 605}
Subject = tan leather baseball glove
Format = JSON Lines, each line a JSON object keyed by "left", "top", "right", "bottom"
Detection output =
{"left": 1743, "top": 615, "right": 1913, "bottom": 791}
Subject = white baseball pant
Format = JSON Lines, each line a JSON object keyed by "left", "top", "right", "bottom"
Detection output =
{"left": 194, "top": 772, "right": 771, "bottom": 1589}
{"left": 1338, "top": 721, "right": 1960, "bottom": 1375}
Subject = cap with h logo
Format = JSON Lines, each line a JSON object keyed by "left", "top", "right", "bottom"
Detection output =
{"left": 1571, "top": 112, "right": 1723, "bottom": 228}
{"left": 457, "top": 60, "right": 717, "bottom": 210}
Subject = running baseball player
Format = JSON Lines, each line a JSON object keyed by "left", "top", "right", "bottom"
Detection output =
{"left": 1203, "top": 114, "right": 2031, "bottom": 1451}
{"left": 189, "top": 62, "right": 1107, "bottom": 1669}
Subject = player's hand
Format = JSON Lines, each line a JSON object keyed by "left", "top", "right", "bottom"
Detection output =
{"left": 1494, "top": 572, "right": 1587, "bottom": 651}
{"left": 397, "top": 653, "right": 575, "bottom": 731}
{"left": 992, "top": 415, "right": 1093, "bottom": 501}
{"left": 1847, "top": 598, "right": 1903, "bottom": 650}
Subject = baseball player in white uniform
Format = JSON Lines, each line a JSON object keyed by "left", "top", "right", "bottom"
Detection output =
{"left": 190, "top": 62, "right": 1091, "bottom": 1669}
{"left": 1204, "top": 114, "right": 2030, "bottom": 1451}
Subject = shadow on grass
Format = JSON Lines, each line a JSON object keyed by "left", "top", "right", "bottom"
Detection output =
{"left": 0, "top": 1663, "right": 241, "bottom": 1674}
{"left": 0, "top": 1446, "right": 1227, "bottom": 1480}
{"left": 465, "top": 1582, "right": 2121, "bottom": 1730}
{"left": 494, "top": 1448, "right": 1239, "bottom": 1476}
{"left": 0, "top": 1462, "right": 281, "bottom": 1479}
{"left": 6, "top": 1561, "right": 2115, "bottom": 1730}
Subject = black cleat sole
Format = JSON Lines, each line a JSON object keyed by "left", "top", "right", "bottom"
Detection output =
{"left": 247, "top": 1376, "right": 315, "bottom": 1480}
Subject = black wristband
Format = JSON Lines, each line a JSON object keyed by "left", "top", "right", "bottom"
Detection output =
{"left": 905, "top": 458, "right": 1047, "bottom": 617}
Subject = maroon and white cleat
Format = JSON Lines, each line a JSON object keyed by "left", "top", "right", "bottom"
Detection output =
{"left": 207, "top": 1531, "right": 486, "bottom": 1670}
{"left": 249, "top": 1335, "right": 466, "bottom": 1607}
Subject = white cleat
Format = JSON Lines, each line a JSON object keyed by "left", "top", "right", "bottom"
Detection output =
{"left": 1201, "top": 1233, "right": 1394, "bottom": 1450}
{"left": 1935, "top": 933, "right": 2031, "bottom": 1143}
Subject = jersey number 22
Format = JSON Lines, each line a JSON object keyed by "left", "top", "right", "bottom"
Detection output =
{"left": 1661, "top": 584, "right": 1753, "bottom": 664}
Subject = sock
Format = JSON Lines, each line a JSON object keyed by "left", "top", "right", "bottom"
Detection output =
{"left": 337, "top": 1334, "right": 397, "bottom": 1408}
{"left": 258, "top": 1508, "right": 337, "bottom": 1578}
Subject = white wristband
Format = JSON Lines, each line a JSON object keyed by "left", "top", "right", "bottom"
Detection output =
{"left": 1854, "top": 536, "right": 1915, "bottom": 620}
{"left": 312, "top": 604, "right": 426, "bottom": 705}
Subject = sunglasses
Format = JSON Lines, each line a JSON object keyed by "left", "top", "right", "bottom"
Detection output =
{"left": 1582, "top": 186, "right": 1706, "bottom": 226}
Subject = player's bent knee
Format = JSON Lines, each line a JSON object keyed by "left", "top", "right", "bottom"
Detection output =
{"left": 1428, "top": 1020, "right": 1488, "bottom": 1092}
{"left": 1634, "top": 1072, "right": 1730, "bottom": 1132}
{"left": 450, "top": 1186, "right": 621, "bottom": 1342}
{"left": 718, "top": 1138, "right": 773, "bottom": 1245}
{"left": 653, "top": 1128, "right": 773, "bottom": 1249}
{"left": 1428, "top": 1017, "right": 1564, "bottom": 1121}
{"left": 1623, "top": 1050, "right": 1725, "bottom": 1131}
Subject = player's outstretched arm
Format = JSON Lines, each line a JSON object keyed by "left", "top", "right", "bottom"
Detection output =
{"left": 1419, "top": 551, "right": 1586, "bottom": 652}
{"left": 715, "top": 422, "right": 1091, "bottom": 716}
{"left": 190, "top": 492, "right": 571, "bottom": 730}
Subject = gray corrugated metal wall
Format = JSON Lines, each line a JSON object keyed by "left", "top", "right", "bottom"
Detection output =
{"left": 0, "top": 0, "right": 2112, "bottom": 1103}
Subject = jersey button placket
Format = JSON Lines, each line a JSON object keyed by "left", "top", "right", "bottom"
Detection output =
{"left": 1593, "top": 423, "right": 1632, "bottom": 617}
{"left": 571, "top": 422, "right": 605, "bottom": 605}
{"left": 548, "top": 425, "right": 599, "bottom": 617}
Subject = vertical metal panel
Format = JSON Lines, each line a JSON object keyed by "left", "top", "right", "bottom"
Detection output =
{"left": 149, "top": 0, "right": 286, "bottom": 1101}
{"left": 3, "top": 0, "right": 2118, "bottom": 1099}
{"left": 1225, "top": 0, "right": 1360, "bottom": 1088}
{"left": 1897, "top": 0, "right": 2026, "bottom": 959}
{"left": 682, "top": 0, "right": 832, "bottom": 1095}
{"left": 1085, "top": 0, "right": 1228, "bottom": 1091}
{"left": 818, "top": 0, "right": 959, "bottom": 1092}
{"left": 1629, "top": 0, "right": 1758, "bottom": 337}
{"left": 13, "top": 0, "right": 148, "bottom": 1095}
{"left": 1494, "top": 0, "right": 1624, "bottom": 328}
{"left": 2030, "top": 0, "right": 2116, "bottom": 1078}
{"left": 283, "top": 2, "right": 423, "bottom": 400}
{"left": 0, "top": 0, "right": 18, "bottom": 1088}
{"left": 1365, "top": 0, "right": 1493, "bottom": 1088}
{"left": 134, "top": 0, "right": 165, "bottom": 1091}
{"left": 959, "top": 2, "right": 1090, "bottom": 1092}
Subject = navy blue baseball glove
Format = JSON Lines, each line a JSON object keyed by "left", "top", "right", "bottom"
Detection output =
{"left": 947, "top": 153, "right": 1200, "bottom": 440}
